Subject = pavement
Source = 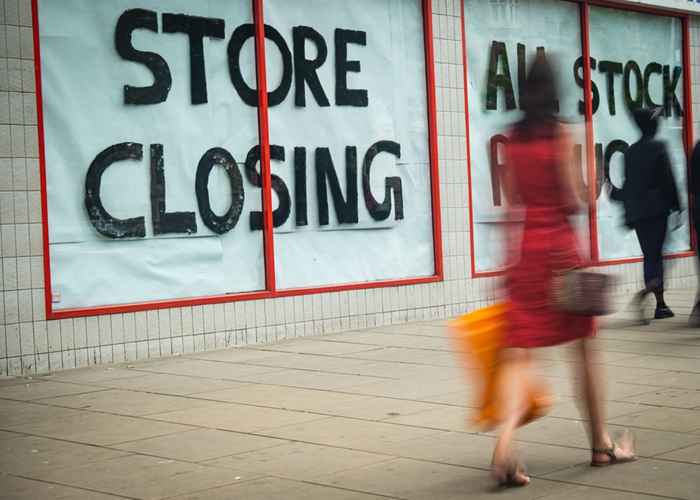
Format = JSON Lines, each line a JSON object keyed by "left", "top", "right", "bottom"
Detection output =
{"left": 1, "top": 290, "right": 700, "bottom": 500}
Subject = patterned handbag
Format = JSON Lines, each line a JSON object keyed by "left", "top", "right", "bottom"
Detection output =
{"left": 552, "top": 269, "right": 615, "bottom": 316}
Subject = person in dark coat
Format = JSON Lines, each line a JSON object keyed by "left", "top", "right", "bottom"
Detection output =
{"left": 609, "top": 107, "right": 681, "bottom": 321}
{"left": 688, "top": 141, "right": 700, "bottom": 326}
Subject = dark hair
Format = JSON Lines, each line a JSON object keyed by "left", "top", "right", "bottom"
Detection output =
{"left": 515, "top": 54, "right": 559, "bottom": 138}
{"left": 632, "top": 107, "right": 661, "bottom": 138}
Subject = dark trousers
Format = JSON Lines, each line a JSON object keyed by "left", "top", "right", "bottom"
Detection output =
{"left": 634, "top": 215, "right": 668, "bottom": 291}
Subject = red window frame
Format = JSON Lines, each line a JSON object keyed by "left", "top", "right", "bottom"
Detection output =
{"left": 32, "top": 0, "right": 443, "bottom": 319}
{"left": 462, "top": 0, "right": 695, "bottom": 278}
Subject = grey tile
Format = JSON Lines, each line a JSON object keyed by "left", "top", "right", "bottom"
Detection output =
{"left": 544, "top": 458, "right": 700, "bottom": 499}
{"left": 114, "top": 428, "right": 285, "bottom": 463}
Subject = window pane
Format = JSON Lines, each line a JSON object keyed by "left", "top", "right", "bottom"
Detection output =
{"left": 464, "top": 0, "right": 587, "bottom": 273}
{"left": 590, "top": 6, "right": 690, "bottom": 260}
{"left": 264, "top": 0, "right": 436, "bottom": 288}
{"left": 38, "top": 0, "right": 265, "bottom": 310}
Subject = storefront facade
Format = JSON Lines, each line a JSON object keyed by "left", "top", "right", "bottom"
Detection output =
{"left": 1, "top": 0, "right": 698, "bottom": 375}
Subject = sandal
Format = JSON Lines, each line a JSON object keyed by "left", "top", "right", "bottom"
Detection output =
{"left": 590, "top": 440, "right": 637, "bottom": 467}
{"left": 491, "top": 459, "right": 530, "bottom": 487}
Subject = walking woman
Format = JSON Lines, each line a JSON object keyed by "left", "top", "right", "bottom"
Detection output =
{"left": 494, "top": 56, "right": 635, "bottom": 487}
{"left": 609, "top": 107, "right": 681, "bottom": 322}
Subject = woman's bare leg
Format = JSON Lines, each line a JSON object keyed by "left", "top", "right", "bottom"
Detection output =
{"left": 492, "top": 347, "right": 531, "bottom": 485}
{"left": 576, "top": 339, "right": 635, "bottom": 463}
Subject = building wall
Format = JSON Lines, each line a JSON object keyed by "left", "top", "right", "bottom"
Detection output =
{"left": 0, "top": 0, "right": 696, "bottom": 376}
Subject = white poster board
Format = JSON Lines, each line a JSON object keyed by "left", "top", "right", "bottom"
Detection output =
{"left": 38, "top": 0, "right": 436, "bottom": 311}
{"left": 590, "top": 6, "right": 690, "bottom": 260}
{"left": 464, "top": 0, "right": 588, "bottom": 274}
{"left": 263, "top": 0, "right": 435, "bottom": 289}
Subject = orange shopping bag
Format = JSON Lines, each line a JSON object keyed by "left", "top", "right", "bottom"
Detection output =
{"left": 449, "top": 303, "right": 552, "bottom": 431}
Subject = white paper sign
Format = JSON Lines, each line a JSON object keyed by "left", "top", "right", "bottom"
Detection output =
{"left": 590, "top": 5, "right": 690, "bottom": 260}
{"left": 38, "top": 0, "right": 436, "bottom": 310}
{"left": 464, "top": 0, "right": 588, "bottom": 273}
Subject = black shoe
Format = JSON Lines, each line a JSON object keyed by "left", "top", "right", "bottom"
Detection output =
{"left": 654, "top": 306, "right": 675, "bottom": 320}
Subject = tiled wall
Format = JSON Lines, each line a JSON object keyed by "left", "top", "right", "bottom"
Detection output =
{"left": 0, "top": 0, "right": 696, "bottom": 376}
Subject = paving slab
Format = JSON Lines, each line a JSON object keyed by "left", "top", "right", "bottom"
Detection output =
{"left": 36, "top": 389, "right": 215, "bottom": 417}
{"left": 0, "top": 475, "right": 128, "bottom": 499}
{"left": 166, "top": 476, "right": 395, "bottom": 500}
{"left": 543, "top": 458, "right": 700, "bottom": 499}
{"left": 32, "top": 453, "right": 257, "bottom": 500}
{"left": 0, "top": 380, "right": 105, "bottom": 401}
{"left": 0, "top": 434, "right": 130, "bottom": 476}
{"left": 5, "top": 411, "right": 193, "bottom": 446}
{"left": 148, "top": 401, "right": 327, "bottom": 433}
{"left": 113, "top": 428, "right": 286, "bottom": 463}
{"left": 206, "top": 441, "right": 393, "bottom": 480}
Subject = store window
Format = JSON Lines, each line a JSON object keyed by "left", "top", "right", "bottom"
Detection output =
{"left": 463, "top": 0, "right": 691, "bottom": 274}
{"left": 263, "top": 0, "right": 436, "bottom": 289}
{"left": 464, "top": 0, "right": 586, "bottom": 274}
{"left": 590, "top": 6, "right": 689, "bottom": 260}
{"left": 35, "top": 0, "right": 440, "bottom": 316}
{"left": 38, "top": 0, "right": 266, "bottom": 310}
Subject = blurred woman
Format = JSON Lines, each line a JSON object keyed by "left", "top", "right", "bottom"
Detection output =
{"left": 609, "top": 107, "right": 681, "bottom": 322}
{"left": 494, "top": 56, "right": 635, "bottom": 487}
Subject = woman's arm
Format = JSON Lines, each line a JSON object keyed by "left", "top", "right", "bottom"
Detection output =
{"left": 557, "top": 126, "right": 587, "bottom": 212}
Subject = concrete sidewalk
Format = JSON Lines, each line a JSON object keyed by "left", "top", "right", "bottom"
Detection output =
{"left": 1, "top": 290, "right": 700, "bottom": 499}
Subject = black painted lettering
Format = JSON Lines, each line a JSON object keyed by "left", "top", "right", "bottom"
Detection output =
{"left": 599, "top": 60, "right": 623, "bottom": 115}
{"left": 604, "top": 140, "right": 629, "bottom": 189}
{"left": 362, "top": 141, "right": 403, "bottom": 221}
{"left": 149, "top": 144, "right": 197, "bottom": 235}
{"left": 486, "top": 41, "right": 516, "bottom": 111}
{"left": 294, "top": 147, "right": 308, "bottom": 226}
{"left": 574, "top": 56, "right": 599, "bottom": 114}
{"left": 489, "top": 134, "right": 508, "bottom": 206}
{"left": 315, "top": 147, "right": 358, "bottom": 225}
{"left": 644, "top": 62, "right": 662, "bottom": 108}
{"left": 162, "top": 13, "right": 225, "bottom": 105}
{"left": 115, "top": 9, "right": 172, "bottom": 105}
{"left": 293, "top": 26, "right": 330, "bottom": 107}
{"left": 623, "top": 61, "right": 643, "bottom": 111}
{"left": 245, "top": 145, "right": 291, "bottom": 230}
{"left": 85, "top": 143, "right": 146, "bottom": 238}
{"left": 335, "top": 28, "right": 368, "bottom": 107}
{"left": 663, "top": 65, "right": 683, "bottom": 118}
{"left": 195, "top": 147, "right": 244, "bottom": 234}
{"left": 228, "top": 24, "right": 293, "bottom": 107}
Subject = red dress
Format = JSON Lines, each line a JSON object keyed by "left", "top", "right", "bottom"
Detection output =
{"left": 504, "top": 128, "right": 594, "bottom": 348}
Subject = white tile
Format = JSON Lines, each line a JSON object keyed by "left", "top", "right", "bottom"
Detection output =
{"left": 111, "top": 314, "right": 124, "bottom": 344}
{"left": 18, "top": 0, "right": 31, "bottom": 27}
{"left": 100, "top": 345, "right": 113, "bottom": 364}
{"left": 203, "top": 304, "right": 215, "bottom": 333}
{"left": 98, "top": 314, "right": 112, "bottom": 345}
{"left": 85, "top": 316, "right": 99, "bottom": 347}
{"left": 12, "top": 190, "right": 26, "bottom": 222}
{"left": 19, "top": 26, "right": 32, "bottom": 59}
{"left": 160, "top": 339, "right": 172, "bottom": 356}
{"left": 181, "top": 306, "right": 193, "bottom": 334}
{"left": 5, "top": 26, "right": 20, "bottom": 59}
{"left": 6, "top": 322, "right": 19, "bottom": 356}
{"left": 158, "top": 308, "right": 171, "bottom": 338}
{"left": 214, "top": 303, "right": 225, "bottom": 331}
{"left": 28, "top": 223, "right": 41, "bottom": 255}
{"left": 123, "top": 312, "right": 135, "bottom": 342}
{"left": 62, "top": 349, "right": 76, "bottom": 370}
{"left": 5, "top": 0, "right": 19, "bottom": 25}
{"left": 20, "top": 59, "right": 33, "bottom": 92}
{"left": 4, "top": 289, "right": 18, "bottom": 323}
{"left": 132, "top": 311, "right": 146, "bottom": 341}
{"left": 14, "top": 223, "right": 28, "bottom": 255}
{"left": 15, "top": 256, "right": 29, "bottom": 289}
{"left": 147, "top": 310, "right": 159, "bottom": 339}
